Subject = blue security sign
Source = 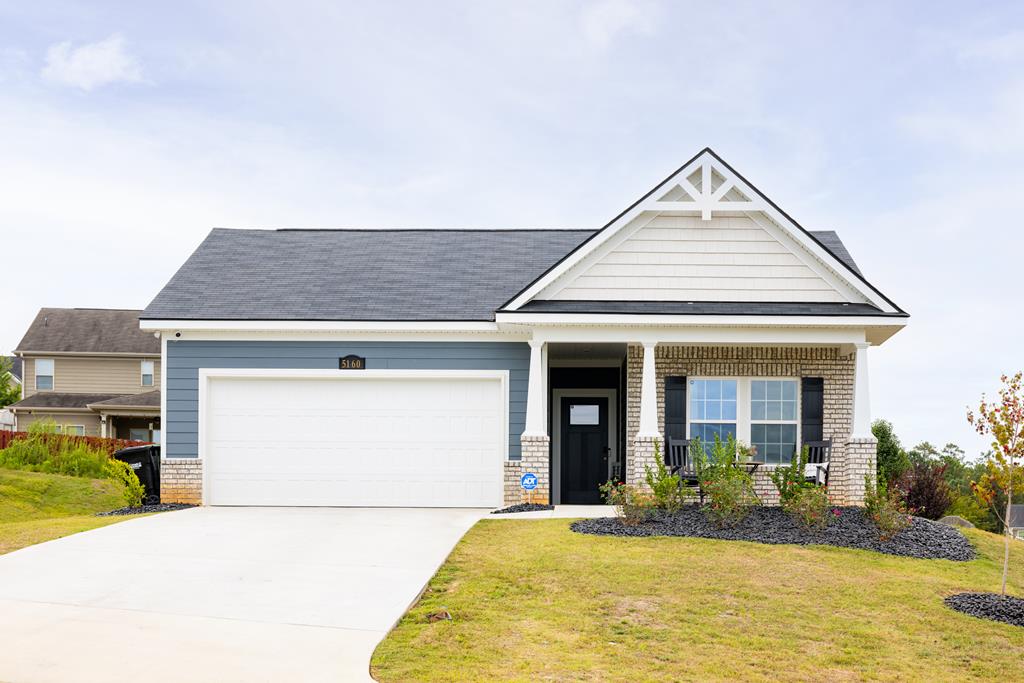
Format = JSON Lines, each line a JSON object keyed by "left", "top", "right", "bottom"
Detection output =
{"left": 520, "top": 472, "right": 538, "bottom": 491}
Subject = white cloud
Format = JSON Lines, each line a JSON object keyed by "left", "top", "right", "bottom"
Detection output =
{"left": 41, "top": 33, "right": 144, "bottom": 91}
{"left": 580, "top": 0, "right": 655, "bottom": 48}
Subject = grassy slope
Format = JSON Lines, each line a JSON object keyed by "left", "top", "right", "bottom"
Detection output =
{"left": 0, "top": 468, "right": 127, "bottom": 554}
{"left": 372, "top": 520, "right": 1024, "bottom": 683}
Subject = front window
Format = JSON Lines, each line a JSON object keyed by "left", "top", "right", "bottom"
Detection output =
{"left": 141, "top": 360, "right": 154, "bottom": 387}
{"left": 152, "top": 429, "right": 161, "bottom": 444}
{"left": 35, "top": 359, "right": 54, "bottom": 390}
{"left": 688, "top": 379, "right": 738, "bottom": 444}
{"left": 750, "top": 380, "right": 799, "bottom": 464}
{"left": 65, "top": 425, "right": 85, "bottom": 436}
{"left": 130, "top": 428, "right": 149, "bottom": 442}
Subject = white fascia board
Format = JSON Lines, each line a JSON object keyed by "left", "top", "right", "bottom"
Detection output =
{"left": 495, "top": 312, "right": 905, "bottom": 328}
{"left": 512, "top": 324, "right": 869, "bottom": 346}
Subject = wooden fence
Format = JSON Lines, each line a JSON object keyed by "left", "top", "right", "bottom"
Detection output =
{"left": 0, "top": 430, "right": 149, "bottom": 455}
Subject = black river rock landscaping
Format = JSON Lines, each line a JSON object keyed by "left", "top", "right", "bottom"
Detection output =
{"left": 97, "top": 503, "right": 196, "bottom": 516}
{"left": 944, "top": 592, "right": 1024, "bottom": 627}
{"left": 491, "top": 503, "right": 555, "bottom": 514}
{"left": 571, "top": 505, "right": 975, "bottom": 561}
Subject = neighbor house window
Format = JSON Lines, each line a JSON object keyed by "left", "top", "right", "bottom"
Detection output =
{"left": 64, "top": 425, "right": 85, "bottom": 436}
{"left": 688, "top": 379, "right": 738, "bottom": 444}
{"left": 749, "top": 380, "right": 799, "bottom": 465}
{"left": 35, "top": 359, "right": 54, "bottom": 390}
{"left": 129, "top": 428, "right": 149, "bottom": 442}
{"left": 141, "top": 360, "right": 154, "bottom": 387}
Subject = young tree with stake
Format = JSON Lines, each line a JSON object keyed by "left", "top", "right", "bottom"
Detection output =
{"left": 968, "top": 372, "right": 1024, "bottom": 596}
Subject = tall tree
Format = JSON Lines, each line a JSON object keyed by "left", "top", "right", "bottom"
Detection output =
{"left": 969, "top": 372, "right": 1024, "bottom": 596}
{"left": 872, "top": 419, "right": 910, "bottom": 484}
{"left": 0, "top": 357, "right": 20, "bottom": 409}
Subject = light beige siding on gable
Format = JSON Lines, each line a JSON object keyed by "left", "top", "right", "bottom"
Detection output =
{"left": 544, "top": 215, "right": 846, "bottom": 302}
{"left": 22, "top": 355, "right": 161, "bottom": 398}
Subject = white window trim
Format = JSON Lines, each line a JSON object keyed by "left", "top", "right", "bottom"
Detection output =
{"left": 686, "top": 376, "right": 802, "bottom": 466}
{"left": 141, "top": 360, "right": 155, "bottom": 387}
{"left": 35, "top": 358, "right": 54, "bottom": 391}
{"left": 64, "top": 424, "right": 85, "bottom": 436}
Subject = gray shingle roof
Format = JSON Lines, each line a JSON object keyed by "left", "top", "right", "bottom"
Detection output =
{"left": 9, "top": 393, "right": 122, "bottom": 410}
{"left": 810, "top": 231, "right": 862, "bottom": 276}
{"left": 15, "top": 309, "right": 160, "bottom": 354}
{"left": 516, "top": 301, "right": 903, "bottom": 316}
{"left": 1010, "top": 505, "right": 1024, "bottom": 529}
{"left": 2, "top": 356, "right": 21, "bottom": 382}
{"left": 142, "top": 229, "right": 596, "bottom": 321}
{"left": 142, "top": 227, "right": 873, "bottom": 322}
{"left": 87, "top": 390, "right": 161, "bottom": 409}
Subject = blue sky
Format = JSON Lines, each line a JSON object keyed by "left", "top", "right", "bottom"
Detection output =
{"left": 2, "top": 1, "right": 1022, "bottom": 456}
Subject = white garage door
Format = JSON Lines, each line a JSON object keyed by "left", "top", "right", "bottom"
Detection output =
{"left": 203, "top": 372, "right": 506, "bottom": 507}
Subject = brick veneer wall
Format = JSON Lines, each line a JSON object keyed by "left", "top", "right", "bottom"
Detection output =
{"left": 504, "top": 436, "right": 550, "bottom": 505}
{"left": 626, "top": 345, "right": 875, "bottom": 506}
{"left": 160, "top": 459, "right": 202, "bottom": 504}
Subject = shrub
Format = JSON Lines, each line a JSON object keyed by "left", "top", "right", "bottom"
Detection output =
{"left": 769, "top": 446, "right": 810, "bottom": 507}
{"left": 946, "top": 493, "right": 996, "bottom": 532}
{"left": 0, "top": 419, "right": 109, "bottom": 478}
{"left": 785, "top": 484, "right": 833, "bottom": 530}
{"left": 104, "top": 459, "right": 145, "bottom": 508}
{"left": 600, "top": 480, "right": 654, "bottom": 526}
{"left": 864, "top": 475, "right": 912, "bottom": 541}
{"left": 702, "top": 434, "right": 759, "bottom": 527}
{"left": 894, "top": 460, "right": 952, "bottom": 520}
{"left": 644, "top": 442, "right": 685, "bottom": 513}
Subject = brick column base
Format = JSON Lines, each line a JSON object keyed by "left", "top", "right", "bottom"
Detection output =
{"left": 836, "top": 437, "right": 877, "bottom": 506}
{"left": 160, "top": 459, "right": 203, "bottom": 504}
{"left": 506, "top": 436, "right": 550, "bottom": 505}
{"left": 630, "top": 436, "right": 661, "bottom": 488}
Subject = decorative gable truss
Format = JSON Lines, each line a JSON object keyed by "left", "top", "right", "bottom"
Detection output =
{"left": 503, "top": 149, "right": 902, "bottom": 313}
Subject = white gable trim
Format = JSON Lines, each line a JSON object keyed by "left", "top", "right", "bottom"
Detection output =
{"left": 503, "top": 149, "right": 900, "bottom": 314}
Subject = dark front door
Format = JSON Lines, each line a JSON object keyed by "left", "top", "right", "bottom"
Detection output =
{"left": 561, "top": 397, "right": 609, "bottom": 504}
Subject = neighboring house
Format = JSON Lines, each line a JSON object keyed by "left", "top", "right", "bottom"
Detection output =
{"left": 1010, "top": 505, "right": 1024, "bottom": 540}
{"left": 2, "top": 356, "right": 23, "bottom": 387}
{"left": 8, "top": 308, "right": 161, "bottom": 441}
{"left": 141, "top": 148, "right": 907, "bottom": 507}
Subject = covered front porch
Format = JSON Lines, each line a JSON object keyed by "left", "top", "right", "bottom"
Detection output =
{"left": 505, "top": 332, "right": 877, "bottom": 508}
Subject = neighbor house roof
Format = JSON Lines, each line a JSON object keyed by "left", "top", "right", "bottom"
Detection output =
{"left": 87, "top": 390, "right": 161, "bottom": 410}
{"left": 142, "top": 229, "right": 596, "bottom": 321}
{"left": 8, "top": 393, "right": 122, "bottom": 410}
{"left": 142, "top": 227, "right": 872, "bottom": 322}
{"left": 2, "top": 356, "right": 22, "bottom": 382}
{"left": 15, "top": 309, "right": 160, "bottom": 354}
{"left": 1010, "top": 504, "right": 1024, "bottom": 529}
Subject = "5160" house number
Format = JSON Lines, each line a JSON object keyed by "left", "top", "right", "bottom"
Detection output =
{"left": 338, "top": 355, "right": 366, "bottom": 370}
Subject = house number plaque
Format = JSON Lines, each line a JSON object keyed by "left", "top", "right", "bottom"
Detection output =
{"left": 338, "top": 355, "right": 366, "bottom": 370}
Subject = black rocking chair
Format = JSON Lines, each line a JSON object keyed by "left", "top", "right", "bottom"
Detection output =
{"left": 803, "top": 440, "right": 832, "bottom": 486}
{"left": 665, "top": 436, "right": 705, "bottom": 504}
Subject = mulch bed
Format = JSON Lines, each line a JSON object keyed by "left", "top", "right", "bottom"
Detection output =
{"left": 571, "top": 505, "right": 975, "bottom": 561}
{"left": 491, "top": 503, "right": 555, "bottom": 514}
{"left": 97, "top": 503, "right": 196, "bottom": 516}
{"left": 945, "top": 592, "right": 1024, "bottom": 627}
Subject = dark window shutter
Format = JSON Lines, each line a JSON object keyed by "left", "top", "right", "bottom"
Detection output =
{"left": 801, "top": 377, "right": 824, "bottom": 443}
{"left": 665, "top": 376, "right": 687, "bottom": 440}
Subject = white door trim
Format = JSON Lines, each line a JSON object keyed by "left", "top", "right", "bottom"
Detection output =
{"left": 198, "top": 368, "right": 510, "bottom": 506}
{"left": 551, "top": 388, "right": 617, "bottom": 505}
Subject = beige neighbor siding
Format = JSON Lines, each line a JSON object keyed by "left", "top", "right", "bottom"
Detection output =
{"left": 545, "top": 215, "right": 846, "bottom": 303}
{"left": 16, "top": 411, "right": 104, "bottom": 437}
{"left": 22, "top": 355, "right": 161, "bottom": 399}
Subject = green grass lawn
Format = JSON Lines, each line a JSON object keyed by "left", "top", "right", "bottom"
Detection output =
{"left": 0, "top": 468, "right": 132, "bottom": 554}
{"left": 371, "top": 519, "right": 1024, "bottom": 682}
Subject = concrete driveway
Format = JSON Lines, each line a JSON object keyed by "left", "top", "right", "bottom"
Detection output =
{"left": 0, "top": 507, "right": 484, "bottom": 683}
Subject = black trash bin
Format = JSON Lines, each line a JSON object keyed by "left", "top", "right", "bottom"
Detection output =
{"left": 113, "top": 445, "right": 161, "bottom": 505}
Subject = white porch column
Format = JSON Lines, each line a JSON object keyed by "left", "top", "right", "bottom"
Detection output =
{"left": 523, "top": 339, "right": 547, "bottom": 437}
{"left": 637, "top": 341, "right": 660, "bottom": 438}
{"left": 851, "top": 341, "right": 872, "bottom": 438}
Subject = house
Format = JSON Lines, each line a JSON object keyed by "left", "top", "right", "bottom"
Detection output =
{"left": 8, "top": 308, "right": 161, "bottom": 441}
{"left": 1010, "top": 505, "right": 1024, "bottom": 540}
{"left": 2, "top": 356, "right": 23, "bottom": 387}
{"left": 141, "top": 148, "right": 907, "bottom": 507}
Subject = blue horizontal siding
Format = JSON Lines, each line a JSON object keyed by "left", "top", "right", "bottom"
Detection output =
{"left": 165, "top": 340, "right": 530, "bottom": 460}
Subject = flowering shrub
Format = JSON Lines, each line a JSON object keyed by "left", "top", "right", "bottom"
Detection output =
{"left": 769, "top": 446, "right": 810, "bottom": 507}
{"left": 701, "top": 434, "right": 759, "bottom": 527}
{"left": 785, "top": 484, "right": 833, "bottom": 530}
{"left": 644, "top": 442, "right": 686, "bottom": 513}
{"left": 600, "top": 480, "right": 655, "bottom": 526}
{"left": 864, "top": 475, "right": 912, "bottom": 541}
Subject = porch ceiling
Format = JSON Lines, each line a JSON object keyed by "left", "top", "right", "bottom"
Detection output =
{"left": 547, "top": 343, "right": 627, "bottom": 360}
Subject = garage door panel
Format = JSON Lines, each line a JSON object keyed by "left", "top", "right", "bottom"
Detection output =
{"left": 205, "top": 375, "right": 505, "bottom": 507}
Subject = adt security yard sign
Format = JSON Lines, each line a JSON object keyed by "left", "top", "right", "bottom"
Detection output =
{"left": 520, "top": 472, "right": 538, "bottom": 490}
